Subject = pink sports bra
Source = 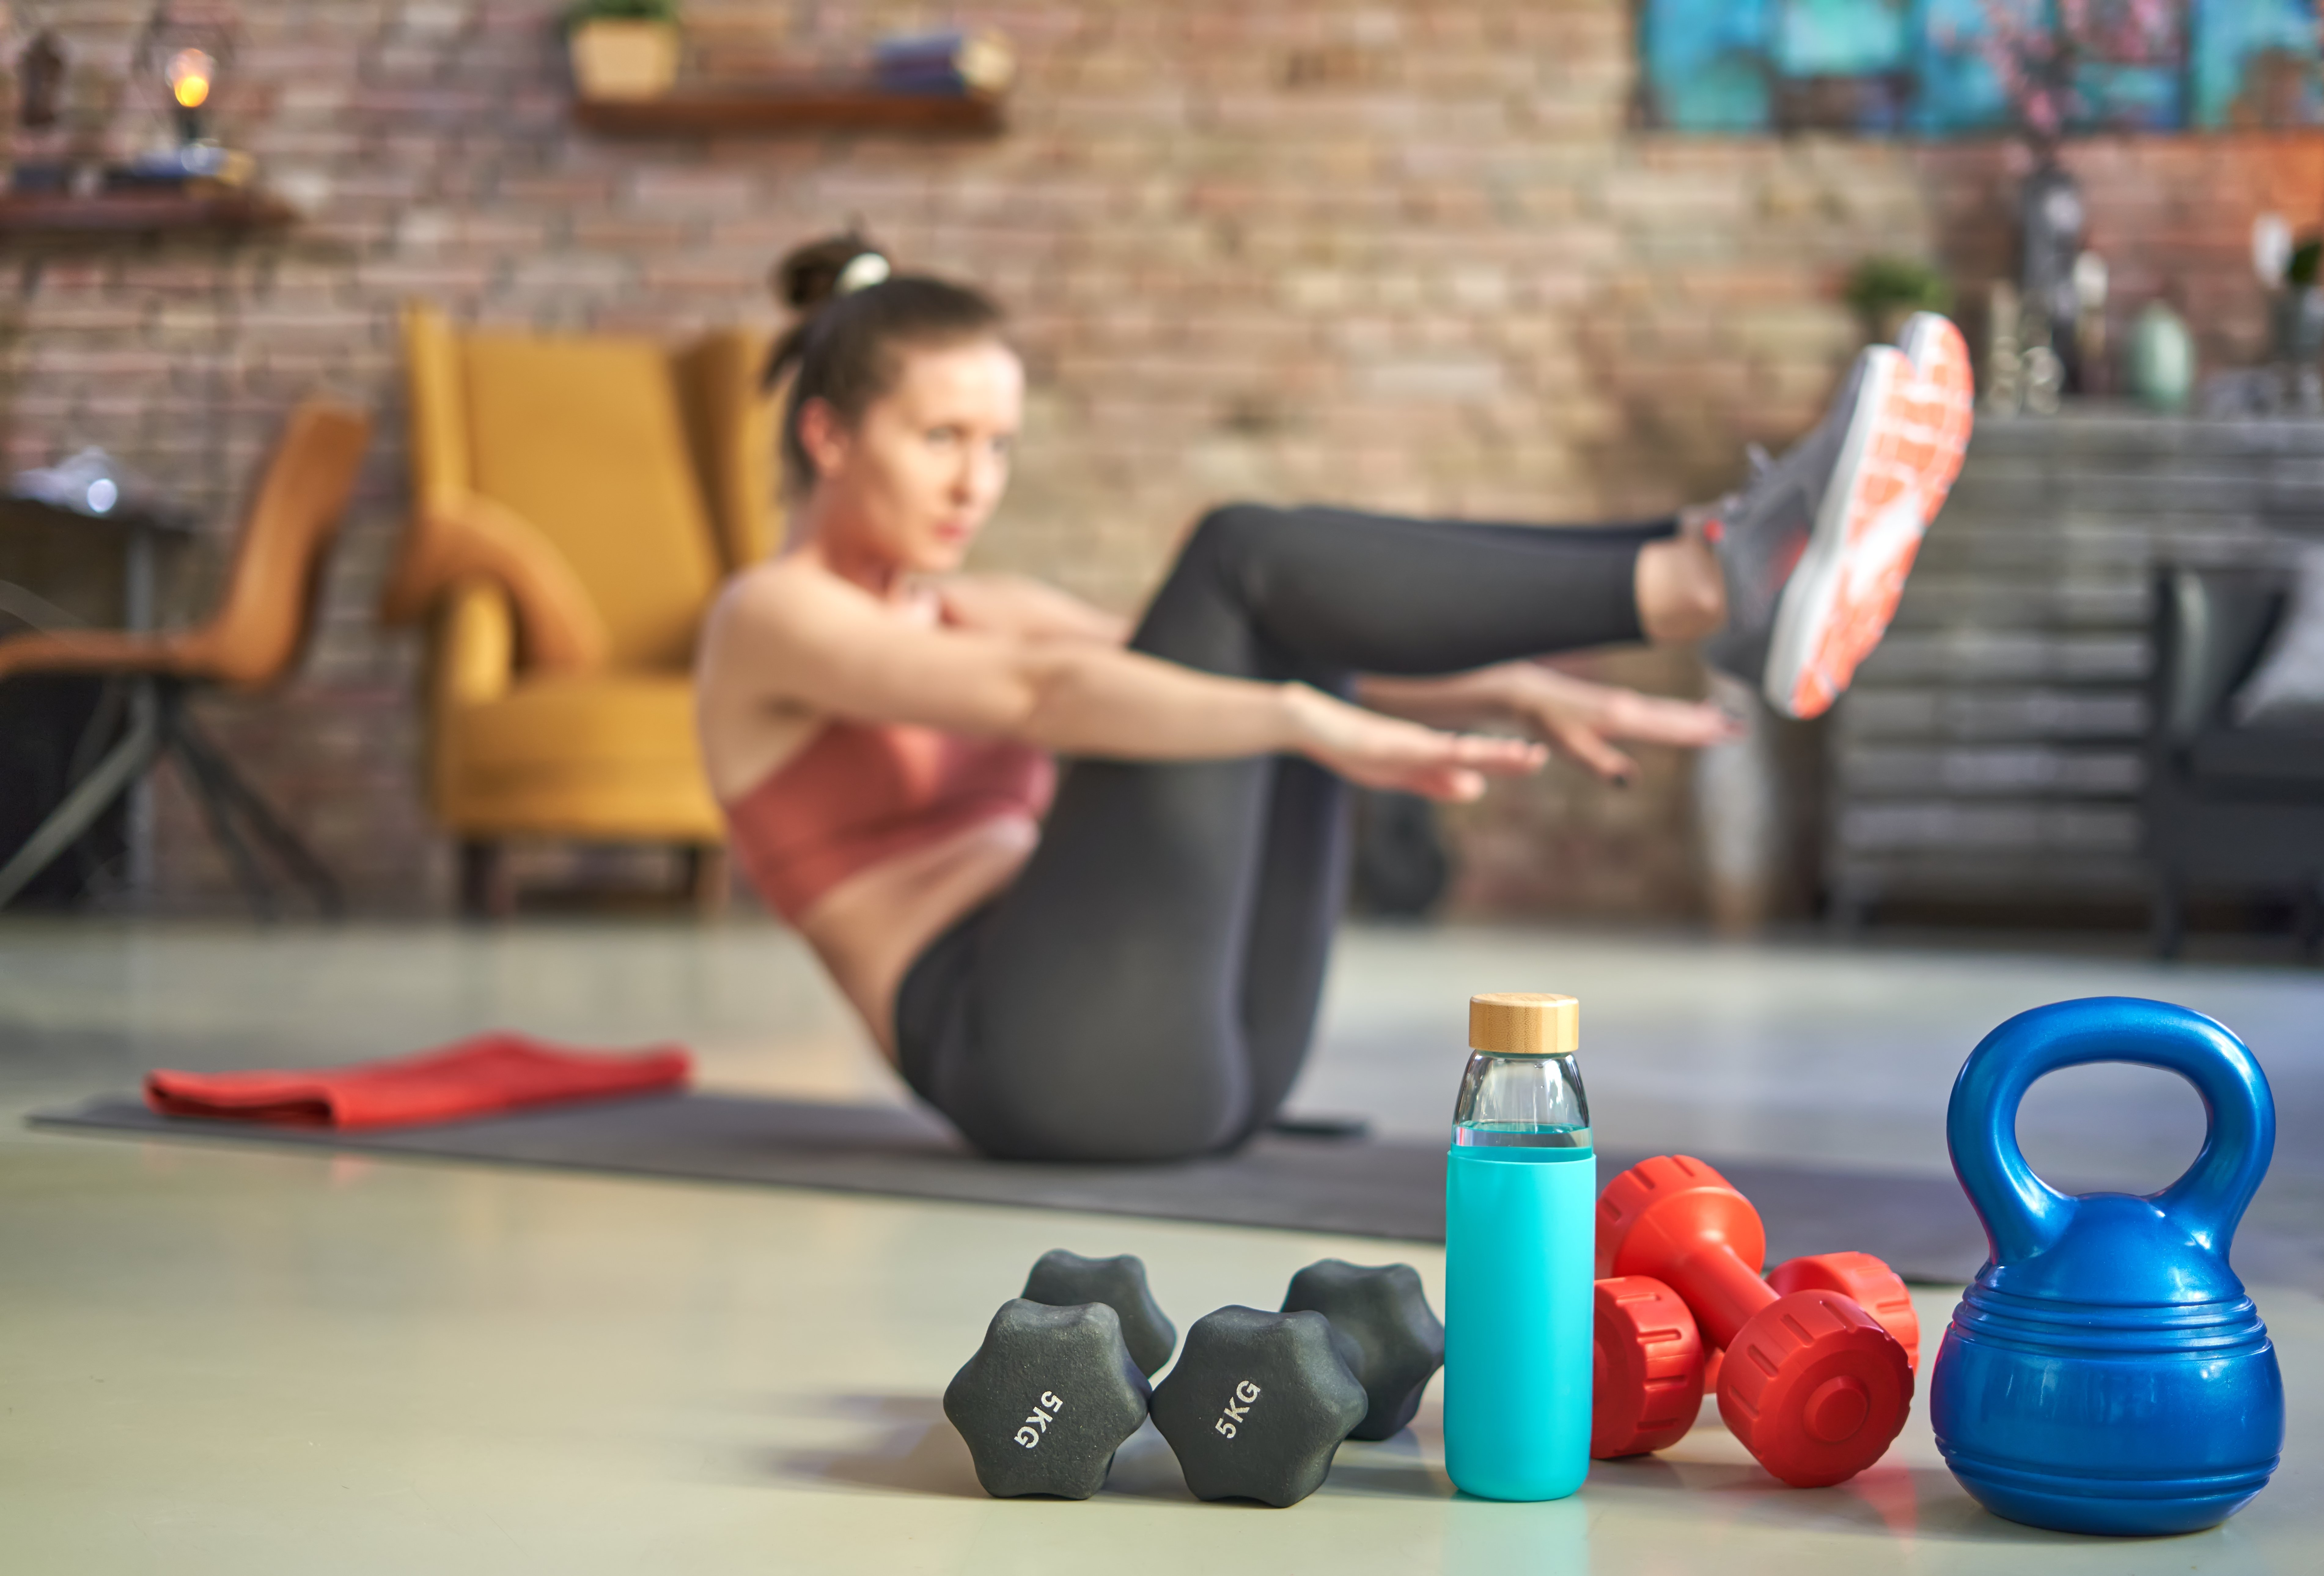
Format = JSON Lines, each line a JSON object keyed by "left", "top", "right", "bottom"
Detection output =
{"left": 722, "top": 719, "right": 1055, "bottom": 923}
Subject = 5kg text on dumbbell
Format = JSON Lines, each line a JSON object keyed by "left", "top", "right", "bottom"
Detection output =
{"left": 1014, "top": 1390, "right": 1065, "bottom": 1450}
{"left": 1212, "top": 1380, "right": 1261, "bottom": 1438}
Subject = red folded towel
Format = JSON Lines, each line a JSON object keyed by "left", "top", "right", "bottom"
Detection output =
{"left": 144, "top": 1032, "right": 691, "bottom": 1130}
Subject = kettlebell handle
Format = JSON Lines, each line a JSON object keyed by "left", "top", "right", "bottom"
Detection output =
{"left": 1948, "top": 997, "right": 2274, "bottom": 1267}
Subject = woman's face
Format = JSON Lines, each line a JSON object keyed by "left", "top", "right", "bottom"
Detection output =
{"left": 800, "top": 337, "right": 1022, "bottom": 576}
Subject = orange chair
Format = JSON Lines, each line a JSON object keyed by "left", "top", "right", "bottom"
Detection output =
{"left": 0, "top": 401, "right": 372, "bottom": 914}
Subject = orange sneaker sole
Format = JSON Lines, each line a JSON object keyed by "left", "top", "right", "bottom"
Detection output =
{"left": 1764, "top": 313, "right": 1975, "bottom": 719}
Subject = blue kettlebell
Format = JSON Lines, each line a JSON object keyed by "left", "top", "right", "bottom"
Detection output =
{"left": 1931, "top": 997, "right": 2282, "bottom": 1536}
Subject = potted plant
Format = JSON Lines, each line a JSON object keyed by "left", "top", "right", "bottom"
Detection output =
{"left": 1843, "top": 256, "right": 1954, "bottom": 346}
{"left": 2271, "top": 230, "right": 2324, "bottom": 367}
{"left": 565, "top": 0, "right": 680, "bottom": 101}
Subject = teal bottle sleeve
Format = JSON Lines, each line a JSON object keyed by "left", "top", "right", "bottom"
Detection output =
{"left": 1443, "top": 1145, "right": 1595, "bottom": 1501}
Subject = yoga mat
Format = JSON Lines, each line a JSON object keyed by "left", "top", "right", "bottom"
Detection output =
{"left": 31, "top": 1090, "right": 2008, "bottom": 1282}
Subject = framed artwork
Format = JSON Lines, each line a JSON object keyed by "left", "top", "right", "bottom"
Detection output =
{"left": 1642, "top": 0, "right": 1780, "bottom": 131}
{"left": 1639, "top": 0, "right": 2322, "bottom": 134}
{"left": 2193, "top": 0, "right": 2323, "bottom": 124}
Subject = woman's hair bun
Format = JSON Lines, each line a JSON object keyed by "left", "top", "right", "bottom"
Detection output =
{"left": 757, "top": 233, "right": 1005, "bottom": 479}
{"left": 771, "top": 230, "right": 890, "bottom": 314}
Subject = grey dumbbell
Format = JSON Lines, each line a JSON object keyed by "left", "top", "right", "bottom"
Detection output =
{"left": 1021, "top": 1249, "right": 1177, "bottom": 1377}
{"left": 1280, "top": 1259, "right": 1444, "bottom": 1441}
{"left": 943, "top": 1299, "right": 1151, "bottom": 1499}
{"left": 1148, "top": 1305, "right": 1367, "bottom": 1507}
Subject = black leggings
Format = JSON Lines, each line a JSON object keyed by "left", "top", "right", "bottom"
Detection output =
{"left": 895, "top": 502, "right": 1673, "bottom": 1162}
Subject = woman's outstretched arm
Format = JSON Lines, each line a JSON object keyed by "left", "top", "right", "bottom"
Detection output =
{"left": 702, "top": 563, "right": 1546, "bottom": 801}
{"left": 1357, "top": 661, "right": 1740, "bottom": 784}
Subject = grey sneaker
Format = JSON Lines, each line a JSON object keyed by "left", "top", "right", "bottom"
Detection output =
{"left": 1700, "top": 312, "right": 1975, "bottom": 718}
{"left": 1698, "top": 351, "right": 1871, "bottom": 697}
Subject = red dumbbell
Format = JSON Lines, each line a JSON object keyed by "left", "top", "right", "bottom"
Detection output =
{"left": 1770, "top": 1251, "right": 1921, "bottom": 1369}
{"left": 1592, "top": 1274, "right": 1705, "bottom": 1458}
{"left": 1595, "top": 1156, "right": 1914, "bottom": 1487}
{"left": 1593, "top": 1249, "right": 1922, "bottom": 1461}
{"left": 1684, "top": 1253, "right": 1921, "bottom": 1449}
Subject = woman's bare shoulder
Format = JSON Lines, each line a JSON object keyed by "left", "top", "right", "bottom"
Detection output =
{"left": 708, "top": 556, "right": 881, "bottom": 654}
{"left": 703, "top": 559, "right": 965, "bottom": 710}
{"left": 718, "top": 555, "right": 858, "bottom": 618}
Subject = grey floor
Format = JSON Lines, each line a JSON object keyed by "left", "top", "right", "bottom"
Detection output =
{"left": 4, "top": 917, "right": 2320, "bottom": 1574}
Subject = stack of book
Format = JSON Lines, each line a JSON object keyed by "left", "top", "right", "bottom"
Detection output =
{"left": 102, "top": 144, "right": 258, "bottom": 194}
{"left": 871, "top": 28, "right": 1015, "bottom": 97}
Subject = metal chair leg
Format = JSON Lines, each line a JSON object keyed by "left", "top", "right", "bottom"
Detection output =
{"left": 62, "top": 678, "right": 132, "bottom": 896}
{"left": 459, "top": 840, "right": 514, "bottom": 921}
{"left": 682, "top": 844, "right": 728, "bottom": 919}
{"left": 67, "top": 679, "right": 129, "bottom": 783}
{"left": 0, "top": 701, "right": 160, "bottom": 910}
{"left": 163, "top": 713, "right": 279, "bottom": 923}
{"left": 168, "top": 708, "right": 343, "bottom": 917}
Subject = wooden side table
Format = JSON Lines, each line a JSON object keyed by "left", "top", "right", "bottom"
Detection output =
{"left": 0, "top": 495, "right": 198, "bottom": 902}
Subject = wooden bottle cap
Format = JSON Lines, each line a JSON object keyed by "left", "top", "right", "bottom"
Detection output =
{"left": 1469, "top": 993, "right": 1579, "bottom": 1056}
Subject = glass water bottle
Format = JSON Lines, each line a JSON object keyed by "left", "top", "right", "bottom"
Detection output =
{"left": 1443, "top": 992, "right": 1595, "bottom": 1501}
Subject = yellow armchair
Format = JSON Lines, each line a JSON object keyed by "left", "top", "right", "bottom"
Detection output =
{"left": 387, "top": 303, "right": 777, "bottom": 915}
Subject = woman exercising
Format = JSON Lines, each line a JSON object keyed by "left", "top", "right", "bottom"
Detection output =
{"left": 696, "top": 235, "right": 1973, "bottom": 1163}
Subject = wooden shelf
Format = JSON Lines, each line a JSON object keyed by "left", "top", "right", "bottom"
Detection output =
{"left": 0, "top": 190, "right": 297, "bottom": 238}
{"left": 573, "top": 84, "right": 1005, "bottom": 136}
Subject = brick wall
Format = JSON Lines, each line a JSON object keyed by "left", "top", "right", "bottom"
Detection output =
{"left": 1, "top": 2, "right": 2309, "bottom": 917}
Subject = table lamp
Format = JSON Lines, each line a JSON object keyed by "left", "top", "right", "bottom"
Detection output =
{"left": 134, "top": 3, "right": 237, "bottom": 149}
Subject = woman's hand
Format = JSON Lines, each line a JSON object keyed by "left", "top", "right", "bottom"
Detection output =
{"left": 1285, "top": 684, "right": 1546, "bottom": 802}
{"left": 1503, "top": 662, "right": 1742, "bottom": 785}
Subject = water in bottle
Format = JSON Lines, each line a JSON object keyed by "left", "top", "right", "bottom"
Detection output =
{"left": 1443, "top": 992, "right": 1594, "bottom": 1500}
